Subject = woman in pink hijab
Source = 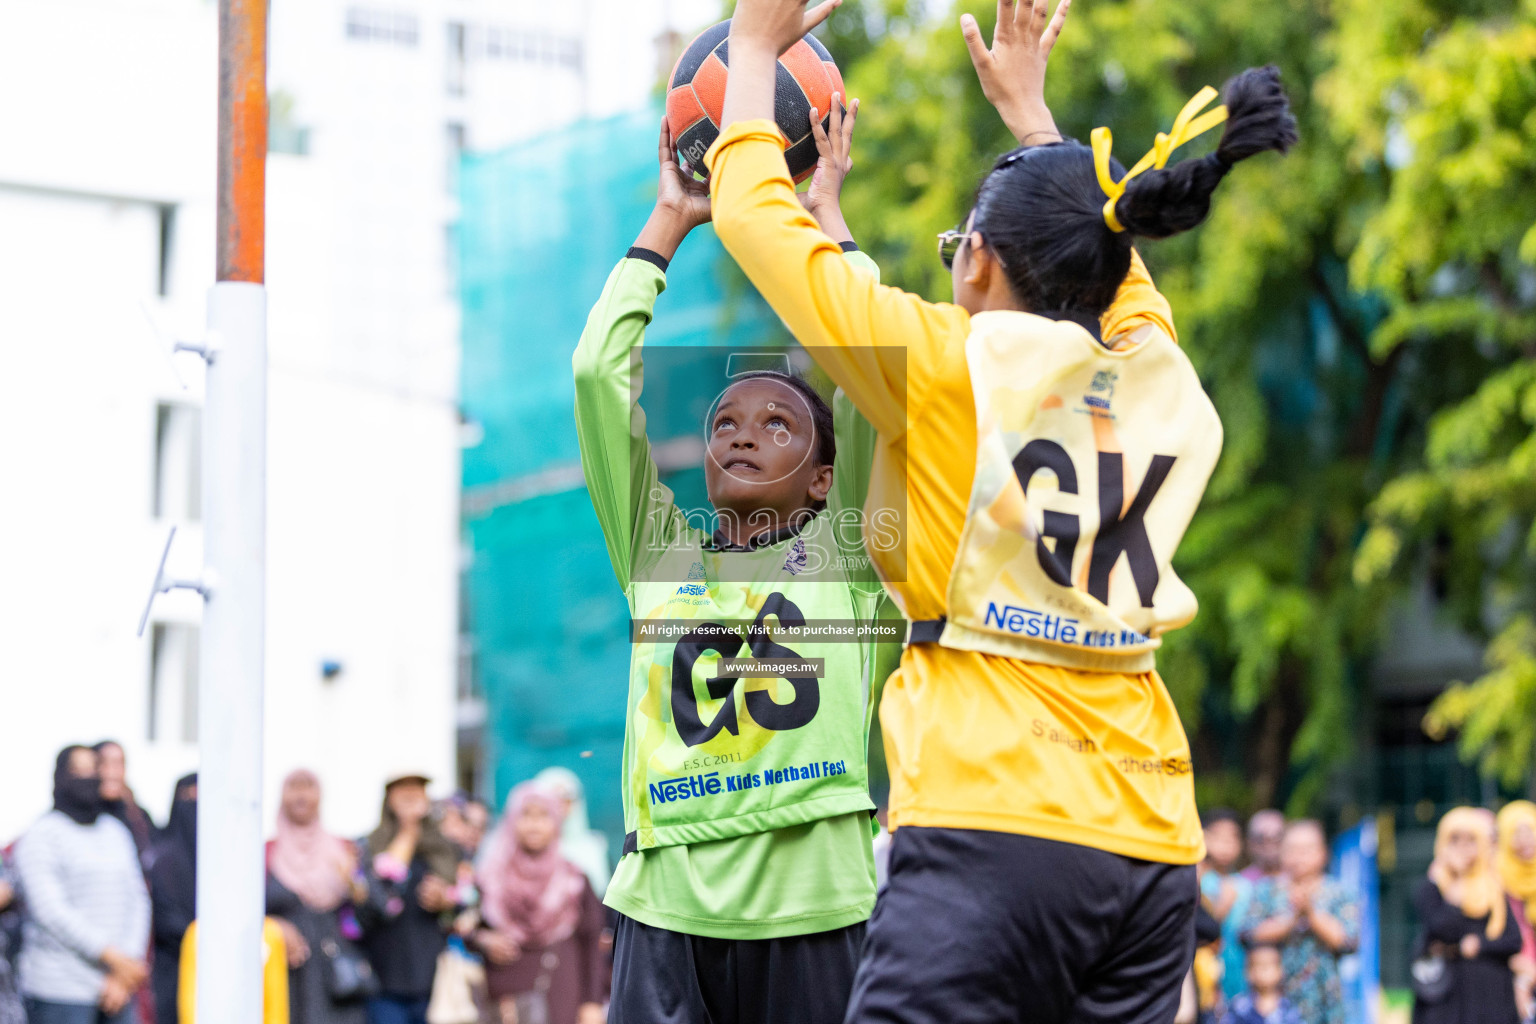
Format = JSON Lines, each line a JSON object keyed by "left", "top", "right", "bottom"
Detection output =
{"left": 265, "top": 769, "right": 369, "bottom": 1024}
{"left": 474, "top": 781, "right": 606, "bottom": 1024}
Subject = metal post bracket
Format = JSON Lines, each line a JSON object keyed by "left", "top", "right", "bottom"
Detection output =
{"left": 137, "top": 525, "right": 211, "bottom": 638}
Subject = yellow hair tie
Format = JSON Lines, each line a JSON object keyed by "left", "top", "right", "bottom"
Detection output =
{"left": 1092, "top": 86, "right": 1230, "bottom": 233}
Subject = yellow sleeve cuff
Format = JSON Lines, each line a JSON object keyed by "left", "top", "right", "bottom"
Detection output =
{"left": 704, "top": 119, "right": 786, "bottom": 179}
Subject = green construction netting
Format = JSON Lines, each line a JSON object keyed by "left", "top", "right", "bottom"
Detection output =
{"left": 459, "top": 105, "right": 791, "bottom": 847}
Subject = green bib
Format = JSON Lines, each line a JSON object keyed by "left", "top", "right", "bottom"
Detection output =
{"left": 622, "top": 513, "right": 881, "bottom": 851}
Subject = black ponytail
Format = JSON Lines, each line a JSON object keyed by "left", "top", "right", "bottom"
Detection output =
{"left": 1114, "top": 66, "right": 1298, "bottom": 239}
{"left": 971, "top": 65, "right": 1297, "bottom": 320}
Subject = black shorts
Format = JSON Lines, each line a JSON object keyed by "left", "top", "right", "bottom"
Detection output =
{"left": 845, "top": 827, "right": 1197, "bottom": 1024}
{"left": 609, "top": 913, "right": 865, "bottom": 1024}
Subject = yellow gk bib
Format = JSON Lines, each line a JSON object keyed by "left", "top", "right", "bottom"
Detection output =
{"left": 933, "top": 312, "right": 1222, "bottom": 672}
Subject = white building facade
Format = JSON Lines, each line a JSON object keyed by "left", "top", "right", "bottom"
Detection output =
{"left": 0, "top": 0, "right": 712, "bottom": 841}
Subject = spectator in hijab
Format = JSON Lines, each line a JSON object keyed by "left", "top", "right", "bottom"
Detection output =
{"left": 266, "top": 769, "right": 368, "bottom": 1024}
{"left": 1413, "top": 806, "right": 1523, "bottom": 1024}
{"left": 0, "top": 851, "right": 24, "bottom": 1024}
{"left": 13, "top": 745, "right": 150, "bottom": 1024}
{"left": 1496, "top": 801, "right": 1536, "bottom": 1020}
{"left": 1240, "top": 820, "right": 1359, "bottom": 1024}
{"left": 1241, "top": 810, "right": 1285, "bottom": 883}
{"left": 148, "top": 774, "right": 198, "bottom": 1024}
{"left": 93, "top": 743, "right": 153, "bottom": 869}
{"left": 473, "top": 783, "right": 605, "bottom": 1024}
{"left": 533, "top": 768, "right": 611, "bottom": 899}
{"left": 357, "top": 773, "right": 463, "bottom": 1024}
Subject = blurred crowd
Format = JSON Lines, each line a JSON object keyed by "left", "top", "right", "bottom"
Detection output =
{"left": 1189, "top": 803, "right": 1536, "bottom": 1024}
{"left": 0, "top": 743, "right": 614, "bottom": 1024}
{"left": 6, "top": 741, "right": 1536, "bottom": 1024}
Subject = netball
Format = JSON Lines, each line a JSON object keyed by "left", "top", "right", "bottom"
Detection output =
{"left": 666, "top": 19, "right": 846, "bottom": 182}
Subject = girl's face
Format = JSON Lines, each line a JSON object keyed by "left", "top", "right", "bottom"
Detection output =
{"left": 282, "top": 774, "right": 321, "bottom": 826}
{"left": 704, "top": 377, "right": 832, "bottom": 527}
{"left": 67, "top": 747, "right": 100, "bottom": 780}
{"left": 1204, "top": 820, "right": 1242, "bottom": 873}
{"left": 1245, "top": 946, "right": 1284, "bottom": 994}
{"left": 97, "top": 744, "right": 127, "bottom": 801}
{"left": 1280, "top": 824, "right": 1327, "bottom": 881}
{"left": 1514, "top": 822, "right": 1536, "bottom": 862}
{"left": 515, "top": 801, "right": 560, "bottom": 855}
{"left": 1445, "top": 829, "right": 1481, "bottom": 875}
{"left": 386, "top": 781, "right": 430, "bottom": 825}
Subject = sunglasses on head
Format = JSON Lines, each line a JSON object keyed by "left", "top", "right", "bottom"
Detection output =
{"left": 937, "top": 227, "right": 966, "bottom": 270}
{"left": 939, "top": 147, "right": 1040, "bottom": 270}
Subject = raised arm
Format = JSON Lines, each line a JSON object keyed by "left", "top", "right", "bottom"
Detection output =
{"left": 573, "top": 119, "right": 710, "bottom": 588}
{"left": 707, "top": 130, "right": 968, "bottom": 439}
{"left": 961, "top": 0, "right": 1071, "bottom": 145}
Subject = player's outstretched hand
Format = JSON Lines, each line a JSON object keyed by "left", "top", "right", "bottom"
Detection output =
{"left": 730, "top": 0, "right": 842, "bottom": 57}
{"left": 801, "top": 94, "right": 859, "bottom": 245}
{"left": 657, "top": 117, "right": 711, "bottom": 229}
{"left": 634, "top": 117, "right": 712, "bottom": 263}
{"left": 962, "top": 0, "right": 1070, "bottom": 145}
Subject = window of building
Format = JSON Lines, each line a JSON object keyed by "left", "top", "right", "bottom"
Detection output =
{"left": 446, "top": 122, "right": 465, "bottom": 196}
{"left": 477, "top": 25, "right": 582, "bottom": 69}
{"left": 447, "top": 21, "right": 466, "bottom": 96}
{"left": 156, "top": 205, "right": 176, "bottom": 298}
{"left": 154, "top": 402, "right": 201, "bottom": 522}
{"left": 345, "top": 7, "right": 419, "bottom": 47}
{"left": 148, "top": 623, "right": 200, "bottom": 743}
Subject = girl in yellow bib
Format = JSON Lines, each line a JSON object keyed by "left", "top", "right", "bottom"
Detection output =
{"left": 705, "top": 1, "right": 1296, "bottom": 1021}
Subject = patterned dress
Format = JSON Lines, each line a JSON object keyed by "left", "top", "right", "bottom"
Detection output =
{"left": 0, "top": 856, "right": 25, "bottom": 1024}
{"left": 1239, "top": 876, "right": 1360, "bottom": 1024}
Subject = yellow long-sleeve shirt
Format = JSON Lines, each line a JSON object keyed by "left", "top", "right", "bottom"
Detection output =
{"left": 706, "top": 121, "right": 1208, "bottom": 864}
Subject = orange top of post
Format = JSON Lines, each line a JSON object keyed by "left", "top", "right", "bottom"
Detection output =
{"left": 217, "top": 0, "right": 267, "bottom": 283}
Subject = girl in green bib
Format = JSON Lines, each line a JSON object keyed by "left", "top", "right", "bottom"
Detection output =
{"left": 572, "top": 114, "right": 900, "bottom": 1024}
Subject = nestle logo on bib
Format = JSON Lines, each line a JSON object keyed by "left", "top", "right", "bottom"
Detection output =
{"left": 648, "top": 771, "right": 723, "bottom": 805}
{"left": 985, "top": 602, "right": 1081, "bottom": 643}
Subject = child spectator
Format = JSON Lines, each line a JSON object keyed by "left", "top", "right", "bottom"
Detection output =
{"left": 1220, "top": 944, "right": 1303, "bottom": 1024}
{"left": 1202, "top": 809, "right": 1253, "bottom": 1004}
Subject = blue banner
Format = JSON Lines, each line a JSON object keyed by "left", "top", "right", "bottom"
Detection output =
{"left": 1332, "top": 820, "right": 1380, "bottom": 1024}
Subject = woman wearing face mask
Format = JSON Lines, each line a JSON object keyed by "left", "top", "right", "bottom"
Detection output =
{"left": 704, "top": 1, "right": 1296, "bottom": 1020}
{"left": 1497, "top": 801, "right": 1536, "bottom": 1021}
{"left": 266, "top": 769, "right": 368, "bottom": 1024}
{"left": 12, "top": 746, "right": 151, "bottom": 1024}
{"left": 357, "top": 773, "right": 464, "bottom": 1024}
{"left": 474, "top": 783, "right": 606, "bottom": 1024}
{"left": 1240, "top": 820, "right": 1359, "bottom": 1024}
{"left": 148, "top": 774, "right": 198, "bottom": 1024}
{"left": 1412, "top": 807, "right": 1523, "bottom": 1024}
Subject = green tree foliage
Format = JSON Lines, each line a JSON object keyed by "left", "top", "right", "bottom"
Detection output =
{"left": 1345, "top": 0, "right": 1536, "bottom": 789}
{"left": 783, "top": 0, "right": 1536, "bottom": 808}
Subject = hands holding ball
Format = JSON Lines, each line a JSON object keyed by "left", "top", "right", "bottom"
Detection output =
{"left": 648, "top": 1, "right": 860, "bottom": 259}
